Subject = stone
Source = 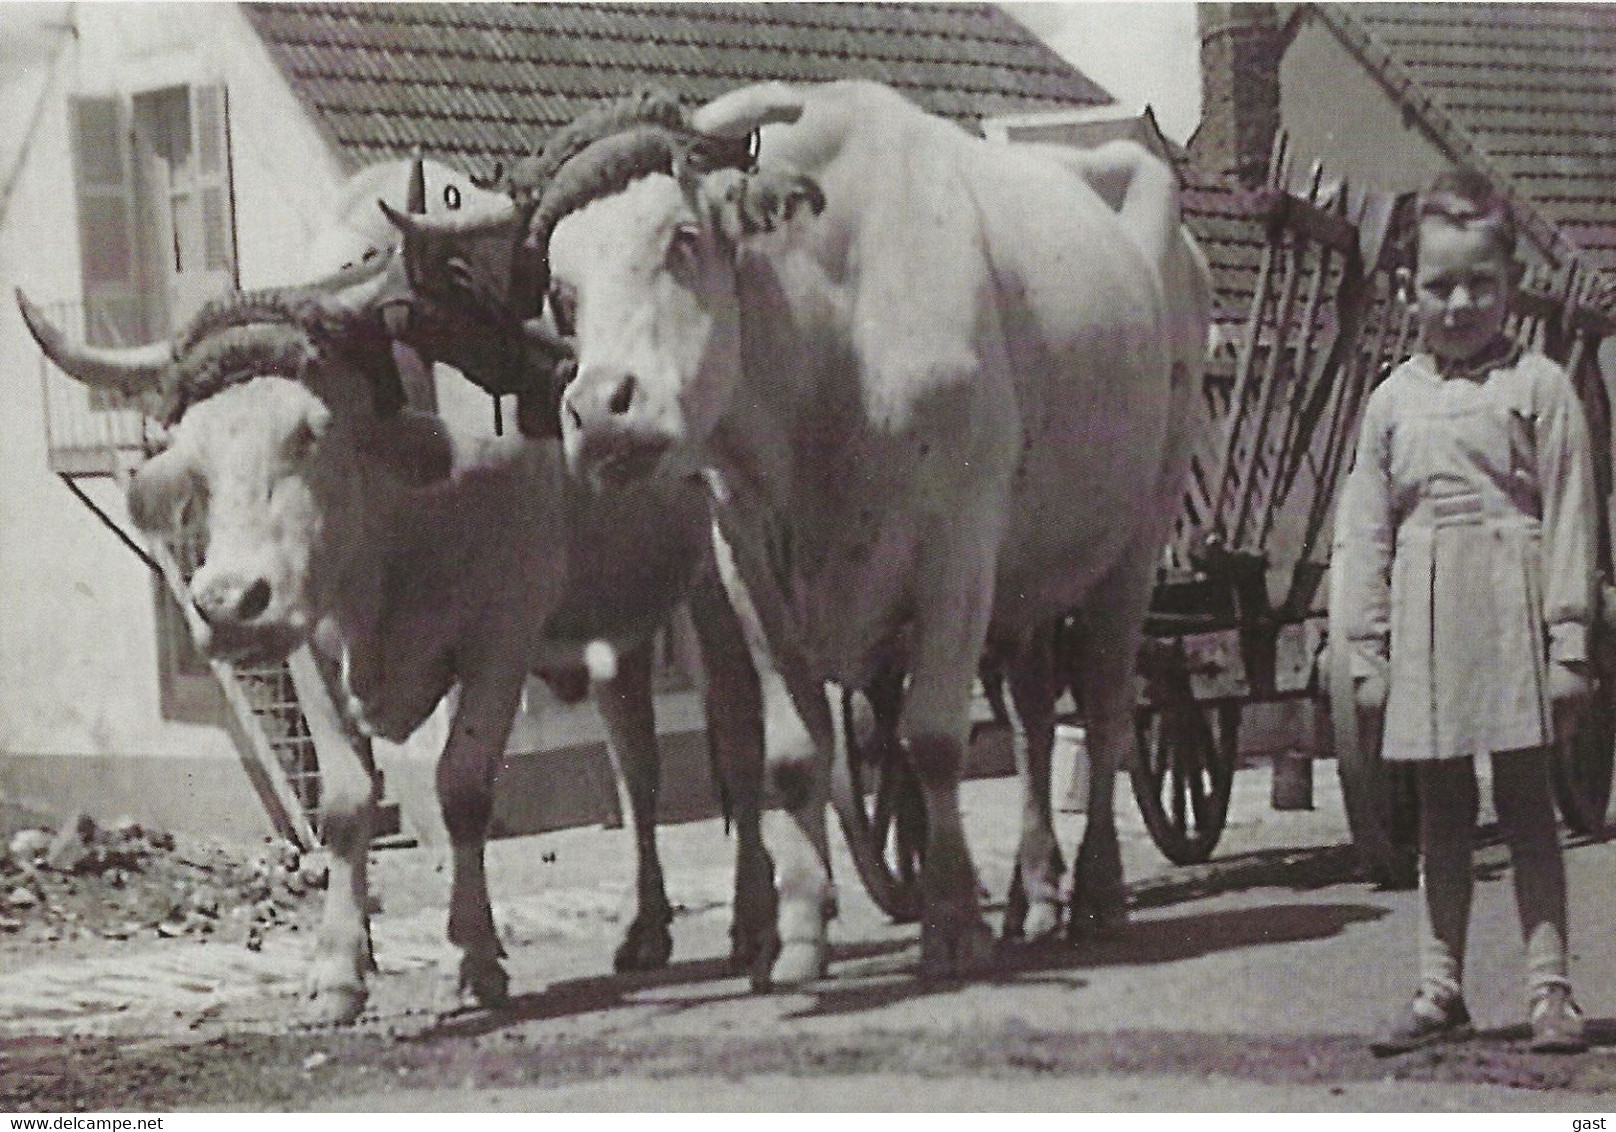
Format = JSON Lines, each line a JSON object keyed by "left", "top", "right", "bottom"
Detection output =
{"left": 6, "top": 886, "right": 37, "bottom": 909}
{"left": 106, "top": 816, "right": 144, "bottom": 845}
{"left": 44, "top": 814, "right": 95, "bottom": 873}
{"left": 8, "top": 830, "right": 50, "bottom": 863}
{"left": 269, "top": 840, "right": 300, "bottom": 872}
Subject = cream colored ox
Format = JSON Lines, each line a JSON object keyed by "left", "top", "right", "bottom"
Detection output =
{"left": 387, "top": 81, "right": 1212, "bottom": 982}
{"left": 17, "top": 163, "right": 779, "bottom": 1025}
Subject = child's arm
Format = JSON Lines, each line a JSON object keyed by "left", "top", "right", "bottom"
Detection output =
{"left": 1333, "top": 385, "right": 1396, "bottom": 687}
{"left": 1535, "top": 360, "right": 1597, "bottom": 669}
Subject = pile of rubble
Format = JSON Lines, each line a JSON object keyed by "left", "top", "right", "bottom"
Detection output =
{"left": 1, "top": 812, "right": 326, "bottom": 951}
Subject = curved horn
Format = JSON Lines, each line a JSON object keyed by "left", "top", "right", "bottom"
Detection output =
{"left": 691, "top": 82, "right": 806, "bottom": 140}
{"left": 16, "top": 289, "right": 170, "bottom": 395}
{"left": 379, "top": 196, "right": 519, "bottom": 241}
{"left": 299, "top": 246, "right": 407, "bottom": 323}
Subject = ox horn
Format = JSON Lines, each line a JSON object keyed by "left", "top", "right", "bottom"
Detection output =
{"left": 691, "top": 82, "right": 806, "bottom": 140}
{"left": 406, "top": 148, "right": 426, "bottom": 215}
{"left": 16, "top": 289, "right": 170, "bottom": 396}
{"left": 378, "top": 196, "right": 519, "bottom": 241}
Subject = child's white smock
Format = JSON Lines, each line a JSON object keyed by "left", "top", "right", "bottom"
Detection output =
{"left": 1333, "top": 346, "right": 1596, "bottom": 761}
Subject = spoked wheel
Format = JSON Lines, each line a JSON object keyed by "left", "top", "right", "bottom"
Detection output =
{"left": 1326, "top": 588, "right": 1419, "bottom": 888}
{"left": 1553, "top": 679, "right": 1613, "bottom": 837}
{"left": 1130, "top": 692, "right": 1240, "bottom": 866}
{"left": 830, "top": 672, "right": 925, "bottom": 923}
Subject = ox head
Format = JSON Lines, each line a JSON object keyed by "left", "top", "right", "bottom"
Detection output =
{"left": 385, "top": 84, "right": 822, "bottom": 483}
{"left": 319, "top": 153, "right": 574, "bottom": 416}
{"left": 18, "top": 258, "right": 447, "bottom": 663}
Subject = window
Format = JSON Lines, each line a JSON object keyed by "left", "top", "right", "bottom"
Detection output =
{"left": 69, "top": 83, "right": 238, "bottom": 720}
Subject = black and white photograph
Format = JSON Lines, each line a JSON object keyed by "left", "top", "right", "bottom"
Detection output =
{"left": 2, "top": 0, "right": 1615, "bottom": 1113}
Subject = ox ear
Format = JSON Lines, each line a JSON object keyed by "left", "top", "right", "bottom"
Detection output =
{"left": 692, "top": 163, "right": 825, "bottom": 248}
{"left": 126, "top": 446, "right": 198, "bottom": 536}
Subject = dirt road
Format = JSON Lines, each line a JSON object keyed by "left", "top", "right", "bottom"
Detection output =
{"left": 4, "top": 758, "right": 1616, "bottom": 1111}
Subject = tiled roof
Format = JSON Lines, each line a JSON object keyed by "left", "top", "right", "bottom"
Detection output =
{"left": 241, "top": 2, "right": 1110, "bottom": 179}
{"left": 1312, "top": 3, "right": 1616, "bottom": 281}
{"left": 1181, "top": 164, "right": 1268, "bottom": 333}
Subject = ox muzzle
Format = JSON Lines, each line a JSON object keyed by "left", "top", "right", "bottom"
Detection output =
{"left": 187, "top": 563, "right": 304, "bottom": 663}
{"left": 560, "top": 366, "right": 677, "bottom": 487}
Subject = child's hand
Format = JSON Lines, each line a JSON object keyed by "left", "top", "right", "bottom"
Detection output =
{"left": 1549, "top": 659, "right": 1591, "bottom": 706}
{"left": 1354, "top": 666, "right": 1389, "bottom": 711}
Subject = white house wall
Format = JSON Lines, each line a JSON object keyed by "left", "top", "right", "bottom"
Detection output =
{"left": 0, "top": 4, "right": 748, "bottom": 842}
{"left": 0, "top": 5, "right": 348, "bottom": 836}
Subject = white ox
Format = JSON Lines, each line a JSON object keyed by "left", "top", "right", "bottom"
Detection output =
{"left": 389, "top": 81, "right": 1212, "bottom": 980}
{"left": 18, "top": 161, "right": 779, "bottom": 1023}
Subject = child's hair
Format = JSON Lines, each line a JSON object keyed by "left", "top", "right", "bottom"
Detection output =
{"left": 1409, "top": 170, "right": 1518, "bottom": 269}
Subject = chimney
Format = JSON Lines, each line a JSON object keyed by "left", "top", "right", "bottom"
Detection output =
{"left": 1193, "top": 3, "right": 1284, "bottom": 187}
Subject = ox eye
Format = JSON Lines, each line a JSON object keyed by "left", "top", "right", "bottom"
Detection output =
{"left": 549, "top": 280, "right": 577, "bottom": 337}
{"left": 667, "top": 222, "right": 702, "bottom": 269}
{"left": 287, "top": 415, "right": 326, "bottom": 463}
{"left": 176, "top": 482, "right": 205, "bottom": 533}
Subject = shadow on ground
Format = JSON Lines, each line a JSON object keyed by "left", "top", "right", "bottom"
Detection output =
{"left": 418, "top": 898, "right": 1387, "bottom": 1036}
{"left": 790, "top": 901, "right": 1388, "bottom": 1020}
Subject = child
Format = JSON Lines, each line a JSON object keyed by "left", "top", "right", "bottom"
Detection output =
{"left": 1335, "top": 170, "right": 1595, "bottom": 1055}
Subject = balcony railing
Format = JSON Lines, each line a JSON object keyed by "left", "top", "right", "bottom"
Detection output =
{"left": 35, "top": 298, "right": 165, "bottom": 476}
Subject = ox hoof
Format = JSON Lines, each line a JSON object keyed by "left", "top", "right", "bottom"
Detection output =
{"left": 613, "top": 916, "right": 674, "bottom": 973}
{"left": 920, "top": 917, "right": 997, "bottom": 979}
{"left": 1067, "top": 886, "right": 1129, "bottom": 939}
{"left": 1013, "top": 901, "right": 1063, "bottom": 944}
{"left": 458, "top": 954, "right": 510, "bottom": 1010}
{"left": 771, "top": 939, "right": 828, "bottom": 987}
{"left": 1001, "top": 878, "right": 1060, "bottom": 943}
{"left": 1069, "top": 831, "right": 1127, "bottom": 939}
{"left": 306, "top": 978, "right": 368, "bottom": 1027}
{"left": 730, "top": 925, "right": 783, "bottom": 994}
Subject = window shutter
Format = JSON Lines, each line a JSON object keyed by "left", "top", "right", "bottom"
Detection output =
{"left": 191, "top": 83, "right": 237, "bottom": 283}
{"left": 68, "top": 95, "right": 147, "bottom": 348}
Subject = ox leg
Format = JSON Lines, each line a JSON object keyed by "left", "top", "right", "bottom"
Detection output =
{"left": 683, "top": 572, "right": 780, "bottom": 991}
{"left": 1067, "top": 550, "right": 1155, "bottom": 937}
{"left": 1001, "top": 625, "right": 1064, "bottom": 943}
{"left": 287, "top": 647, "right": 378, "bottom": 1026}
{"left": 712, "top": 524, "right": 834, "bottom": 986}
{"left": 595, "top": 638, "right": 675, "bottom": 972}
{"left": 768, "top": 657, "right": 836, "bottom": 985}
{"left": 903, "top": 541, "right": 1000, "bottom": 979}
{"left": 439, "top": 663, "right": 525, "bottom": 1010}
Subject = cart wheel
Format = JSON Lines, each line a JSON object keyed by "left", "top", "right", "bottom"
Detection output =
{"left": 1130, "top": 699, "right": 1239, "bottom": 866}
{"left": 831, "top": 678, "right": 925, "bottom": 923}
{"left": 1325, "top": 612, "right": 1418, "bottom": 888}
{"left": 1553, "top": 686, "right": 1613, "bottom": 837}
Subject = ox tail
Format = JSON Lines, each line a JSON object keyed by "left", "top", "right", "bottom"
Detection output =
{"left": 708, "top": 734, "right": 736, "bottom": 837}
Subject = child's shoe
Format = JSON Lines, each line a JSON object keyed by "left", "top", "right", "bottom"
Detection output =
{"left": 1528, "top": 985, "right": 1587, "bottom": 1053}
{"left": 1370, "top": 990, "right": 1474, "bottom": 1056}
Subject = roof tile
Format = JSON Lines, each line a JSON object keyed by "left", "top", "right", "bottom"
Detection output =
{"left": 1321, "top": 3, "right": 1616, "bottom": 279}
{"left": 242, "top": 1, "right": 1109, "bottom": 181}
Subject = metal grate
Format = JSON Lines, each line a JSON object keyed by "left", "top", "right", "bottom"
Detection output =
{"left": 165, "top": 523, "right": 325, "bottom": 829}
